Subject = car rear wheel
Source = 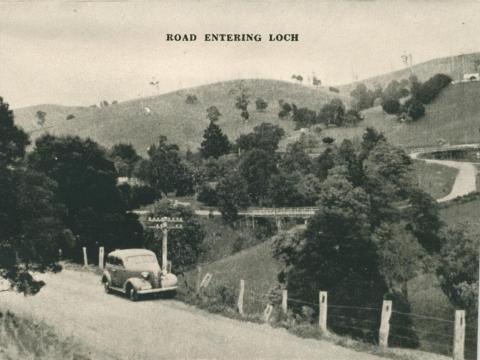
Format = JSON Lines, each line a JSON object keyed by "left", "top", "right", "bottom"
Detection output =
{"left": 128, "top": 287, "right": 139, "bottom": 301}
{"left": 103, "top": 280, "right": 111, "bottom": 294}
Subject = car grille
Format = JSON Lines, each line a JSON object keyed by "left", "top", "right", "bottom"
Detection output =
{"left": 150, "top": 272, "right": 160, "bottom": 288}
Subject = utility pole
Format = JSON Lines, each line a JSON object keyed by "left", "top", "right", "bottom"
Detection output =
{"left": 147, "top": 217, "right": 183, "bottom": 272}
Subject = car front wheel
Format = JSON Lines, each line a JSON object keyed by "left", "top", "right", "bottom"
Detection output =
{"left": 129, "top": 287, "right": 139, "bottom": 301}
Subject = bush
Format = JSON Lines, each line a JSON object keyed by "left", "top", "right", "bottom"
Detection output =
{"left": 415, "top": 73, "right": 452, "bottom": 104}
{"left": 381, "top": 98, "right": 401, "bottom": 114}
{"left": 255, "top": 97, "right": 268, "bottom": 112}
{"left": 66, "top": 114, "right": 75, "bottom": 120}
{"left": 404, "top": 98, "right": 425, "bottom": 121}
{"left": 197, "top": 184, "right": 218, "bottom": 206}
{"left": 329, "top": 86, "right": 339, "bottom": 93}
{"left": 185, "top": 94, "right": 198, "bottom": 104}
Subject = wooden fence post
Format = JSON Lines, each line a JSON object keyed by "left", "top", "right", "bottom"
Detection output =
{"left": 379, "top": 300, "right": 393, "bottom": 348}
{"left": 196, "top": 266, "right": 202, "bottom": 294}
{"left": 237, "top": 279, "right": 245, "bottom": 315}
{"left": 98, "top": 247, "right": 104, "bottom": 270}
{"left": 82, "top": 247, "right": 88, "bottom": 267}
{"left": 281, "top": 290, "right": 288, "bottom": 314}
{"left": 453, "top": 310, "right": 466, "bottom": 360}
{"left": 319, "top": 291, "right": 328, "bottom": 332}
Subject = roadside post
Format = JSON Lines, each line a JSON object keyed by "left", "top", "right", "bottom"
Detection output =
{"left": 379, "top": 300, "right": 393, "bottom": 348}
{"left": 99, "top": 246, "right": 104, "bottom": 270}
{"left": 82, "top": 247, "right": 88, "bottom": 267}
{"left": 147, "top": 217, "right": 184, "bottom": 272}
{"left": 453, "top": 310, "right": 466, "bottom": 360}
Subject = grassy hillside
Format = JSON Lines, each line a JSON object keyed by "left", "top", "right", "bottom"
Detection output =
{"left": 337, "top": 52, "right": 480, "bottom": 94}
{"left": 13, "top": 79, "right": 350, "bottom": 155}
{"left": 321, "top": 81, "right": 480, "bottom": 148}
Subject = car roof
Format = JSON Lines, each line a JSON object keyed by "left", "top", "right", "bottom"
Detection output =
{"left": 108, "top": 249, "right": 156, "bottom": 258}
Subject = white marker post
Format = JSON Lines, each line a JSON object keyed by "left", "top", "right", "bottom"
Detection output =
{"left": 82, "top": 247, "right": 88, "bottom": 267}
{"left": 319, "top": 291, "right": 328, "bottom": 332}
{"left": 453, "top": 310, "right": 466, "bottom": 360}
{"left": 281, "top": 290, "right": 288, "bottom": 314}
{"left": 237, "top": 279, "right": 245, "bottom": 315}
{"left": 98, "top": 246, "right": 104, "bottom": 270}
{"left": 379, "top": 300, "right": 393, "bottom": 348}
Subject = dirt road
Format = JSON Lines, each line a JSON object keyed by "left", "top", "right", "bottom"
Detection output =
{"left": 410, "top": 151, "right": 478, "bottom": 202}
{"left": 0, "top": 269, "right": 385, "bottom": 360}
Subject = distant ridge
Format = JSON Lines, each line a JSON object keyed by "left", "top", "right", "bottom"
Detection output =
{"left": 337, "top": 52, "right": 480, "bottom": 94}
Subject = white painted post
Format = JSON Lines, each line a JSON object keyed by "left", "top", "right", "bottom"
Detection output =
{"left": 379, "top": 300, "right": 393, "bottom": 348}
{"left": 162, "top": 226, "right": 168, "bottom": 272}
{"left": 196, "top": 266, "right": 202, "bottom": 294}
{"left": 237, "top": 279, "right": 245, "bottom": 315}
{"left": 453, "top": 310, "right": 466, "bottom": 360}
{"left": 319, "top": 291, "right": 328, "bottom": 332}
{"left": 199, "top": 273, "right": 212, "bottom": 289}
{"left": 264, "top": 304, "right": 273, "bottom": 323}
{"left": 82, "top": 247, "right": 88, "bottom": 267}
{"left": 98, "top": 247, "right": 104, "bottom": 270}
{"left": 281, "top": 290, "right": 288, "bottom": 314}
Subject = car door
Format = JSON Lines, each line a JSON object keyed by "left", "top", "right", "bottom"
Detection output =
{"left": 109, "top": 256, "right": 124, "bottom": 288}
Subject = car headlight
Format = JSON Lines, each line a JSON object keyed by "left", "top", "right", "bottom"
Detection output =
{"left": 141, "top": 272, "right": 149, "bottom": 279}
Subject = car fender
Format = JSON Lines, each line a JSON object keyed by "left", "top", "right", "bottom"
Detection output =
{"left": 101, "top": 270, "right": 112, "bottom": 284}
{"left": 124, "top": 277, "right": 152, "bottom": 292}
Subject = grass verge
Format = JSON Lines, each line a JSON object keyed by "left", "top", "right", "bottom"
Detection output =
{"left": 0, "top": 308, "right": 90, "bottom": 360}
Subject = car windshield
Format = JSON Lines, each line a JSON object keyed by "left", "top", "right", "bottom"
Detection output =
{"left": 124, "top": 255, "right": 157, "bottom": 265}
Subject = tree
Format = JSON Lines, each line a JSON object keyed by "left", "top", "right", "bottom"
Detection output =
{"left": 35, "top": 110, "right": 47, "bottom": 127}
{"left": 236, "top": 123, "right": 285, "bottom": 153}
{"left": 278, "top": 101, "right": 292, "bottom": 119}
{"left": 319, "top": 98, "right": 345, "bottom": 127}
{"left": 29, "top": 134, "right": 144, "bottom": 261}
{"left": 381, "top": 98, "right": 401, "bottom": 114}
{"left": 206, "top": 106, "right": 221, "bottom": 122}
{"left": 404, "top": 98, "right": 425, "bottom": 121}
{"left": 239, "top": 149, "right": 278, "bottom": 204}
{"left": 143, "top": 200, "right": 204, "bottom": 273}
{"left": 415, "top": 74, "right": 452, "bottom": 104}
{"left": 438, "top": 227, "right": 479, "bottom": 313}
{"left": 66, "top": 114, "right": 75, "bottom": 120}
{"left": 292, "top": 105, "right": 318, "bottom": 128}
{"left": 186, "top": 94, "right": 198, "bottom": 104}
{"left": 200, "top": 122, "right": 231, "bottom": 159}
{"left": 216, "top": 171, "right": 250, "bottom": 223}
{"left": 0, "top": 97, "right": 30, "bottom": 168}
{"left": 235, "top": 91, "right": 250, "bottom": 121}
{"left": 135, "top": 136, "right": 194, "bottom": 197}
{"left": 344, "top": 109, "right": 363, "bottom": 126}
{"left": 255, "top": 97, "right": 268, "bottom": 112}
{"left": 109, "top": 143, "right": 142, "bottom": 177}
{"left": 0, "top": 98, "right": 71, "bottom": 294}
{"left": 280, "top": 141, "right": 313, "bottom": 174}
{"left": 312, "top": 76, "right": 321, "bottom": 87}
{"left": 267, "top": 172, "right": 303, "bottom": 207}
{"left": 350, "top": 83, "right": 374, "bottom": 111}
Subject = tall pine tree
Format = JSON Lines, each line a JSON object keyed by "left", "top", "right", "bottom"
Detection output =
{"left": 200, "top": 122, "right": 231, "bottom": 159}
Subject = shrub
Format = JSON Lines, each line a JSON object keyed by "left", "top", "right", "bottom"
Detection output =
{"left": 255, "top": 97, "right": 268, "bottom": 112}
{"left": 66, "top": 114, "right": 75, "bottom": 120}
{"left": 381, "top": 98, "right": 401, "bottom": 114}
{"left": 185, "top": 94, "right": 198, "bottom": 104}
{"left": 404, "top": 98, "right": 425, "bottom": 121}
{"left": 415, "top": 73, "right": 452, "bottom": 104}
{"left": 197, "top": 184, "right": 218, "bottom": 206}
{"left": 329, "top": 86, "right": 339, "bottom": 93}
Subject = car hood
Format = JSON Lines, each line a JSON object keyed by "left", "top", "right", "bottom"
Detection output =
{"left": 127, "top": 263, "right": 161, "bottom": 272}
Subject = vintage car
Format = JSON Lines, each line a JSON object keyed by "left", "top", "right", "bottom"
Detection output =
{"left": 101, "top": 249, "right": 177, "bottom": 301}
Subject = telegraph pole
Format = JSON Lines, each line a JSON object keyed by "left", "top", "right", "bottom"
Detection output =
{"left": 147, "top": 217, "right": 183, "bottom": 272}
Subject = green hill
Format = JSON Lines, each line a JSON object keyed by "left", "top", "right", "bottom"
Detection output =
{"left": 321, "top": 81, "right": 480, "bottom": 148}
{"left": 337, "top": 52, "right": 480, "bottom": 94}
{"left": 13, "top": 79, "right": 350, "bottom": 155}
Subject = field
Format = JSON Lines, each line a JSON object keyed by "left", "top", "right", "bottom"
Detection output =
{"left": 412, "top": 160, "right": 458, "bottom": 199}
{"left": 321, "top": 81, "right": 480, "bottom": 148}
{"left": 13, "top": 79, "right": 349, "bottom": 155}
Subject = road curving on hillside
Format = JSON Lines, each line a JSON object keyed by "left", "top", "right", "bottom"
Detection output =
{"left": 0, "top": 269, "right": 390, "bottom": 360}
{"left": 410, "top": 146, "right": 479, "bottom": 202}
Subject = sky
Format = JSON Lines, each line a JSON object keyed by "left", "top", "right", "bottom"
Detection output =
{"left": 1, "top": 1, "right": 480, "bottom": 108}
